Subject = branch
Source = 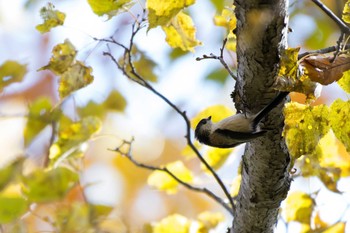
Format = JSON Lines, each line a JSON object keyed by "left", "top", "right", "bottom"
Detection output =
{"left": 109, "top": 139, "right": 234, "bottom": 215}
{"left": 298, "top": 43, "right": 350, "bottom": 60}
{"left": 196, "top": 38, "right": 237, "bottom": 80}
{"left": 311, "top": 0, "right": 350, "bottom": 34}
{"left": 99, "top": 15, "right": 236, "bottom": 214}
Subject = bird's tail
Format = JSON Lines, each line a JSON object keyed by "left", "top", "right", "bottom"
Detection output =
{"left": 252, "top": 91, "right": 289, "bottom": 129}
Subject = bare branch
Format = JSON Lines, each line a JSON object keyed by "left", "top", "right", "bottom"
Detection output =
{"left": 109, "top": 139, "right": 234, "bottom": 215}
{"left": 196, "top": 38, "right": 237, "bottom": 80}
{"left": 298, "top": 43, "right": 350, "bottom": 60}
{"left": 99, "top": 14, "right": 236, "bottom": 214}
{"left": 311, "top": 0, "right": 350, "bottom": 34}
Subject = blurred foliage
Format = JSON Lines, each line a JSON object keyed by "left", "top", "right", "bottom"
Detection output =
{"left": 0, "top": 0, "right": 349, "bottom": 232}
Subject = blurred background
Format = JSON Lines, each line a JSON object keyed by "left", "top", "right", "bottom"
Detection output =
{"left": 0, "top": 0, "right": 349, "bottom": 232}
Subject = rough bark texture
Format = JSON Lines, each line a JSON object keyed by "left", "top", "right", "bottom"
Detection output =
{"left": 231, "top": 0, "right": 291, "bottom": 232}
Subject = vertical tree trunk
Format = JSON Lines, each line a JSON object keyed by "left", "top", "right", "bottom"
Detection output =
{"left": 231, "top": 0, "right": 291, "bottom": 232}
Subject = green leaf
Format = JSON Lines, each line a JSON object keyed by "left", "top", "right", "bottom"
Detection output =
{"left": 22, "top": 167, "right": 78, "bottom": 202}
{"left": 342, "top": 0, "right": 350, "bottom": 23}
{"left": 329, "top": 99, "right": 350, "bottom": 152}
{"left": 87, "top": 0, "right": 133, "bottom": 19}
{"left": 24, "top": 97, "right": 53, "bottom": 146}
{"left": 103, "top": 90, "right": 127, "bottom": 111}
{"left": 39, "top": 39, "right": 77, "bottom": 75}
{"left": 206, "top": 68, "right": 229, "bottom": 84}
{"left": 209, "top": 0, "right": 225, "bottom": 11}
{"left": 0, "top": 60, "right": 27, "bottom": 91}
{"left": 0, "top": 195, "right": 28, "bottom": 224}
{"left": 0, "top": 158, "right": 24, "bottom": 191}
{"left": 59, "top": 61, "right": 94, "bottom": 98}
{"left": 36, "top": 3, "right": 66, "bottom": 34}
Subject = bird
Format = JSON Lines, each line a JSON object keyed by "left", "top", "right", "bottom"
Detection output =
{"left": 194, "top": 92, "right": 289, "bottom": 148}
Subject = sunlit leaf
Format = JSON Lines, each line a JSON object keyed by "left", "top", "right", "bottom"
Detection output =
{"left": 283, "top": 191, "right": 314, "bottom": 224}
{"left": 323, "top": 222, "right": 346, "bottom": 233}
{"left": 147, "top": 161, "right": 193, "bottom": 194}
{"left": 169, "top": 47, "right": 189, "bottom": 60}
{"left": 0, "top": 60, "right": 27, "bottom": 91}
{"left": 162, "top": 11, "right": 202, "bottom": 52}
{"left": 22, "top": 167, "right": 78, "bottom": 202}
{"left": 0, "top": 195, "right": 28, "bottom": 224}
{"left": 197, "top": 211, "right": 224, "bottom": 230}
{"left": 302, "top": 53, "right": 350, "bottom": 85}
{"left": 147, "top": 0, "right": 195, "bottom": 29}
{"left": 24, "top": 97, "right": 54, "bottom": 146}
{"left": 283, "top": 102, "right": 330, "bottom": 161}
{"left": 338, "top": 70, "right": 350, "bottom": 93}
{"left": 342, "top": 0, "right": 350, "bottom": 23}
{"left": 36, "top": 3, "right": 65, "bottom": 33}
{"left": 49, "top": 116, "right": 101, "bottom": 163}
{"left": 87, "top": 0, "right": 133, "bottom": 19}
{"left": 329, "top": 99, "right": 350, "bottom": 152}
{"left": 39, "top": 39, "right": 77, "bottom": 75}
{"left": 230, "top": 174, "right": 241, "bottom": 197}
{"left": 202, "top": 147, "right": 233, "bottom": 170}
{"left": 213, "top": 7, "right": 236, "bottom": 51}
{"left": 192, "top": 105, "right": 234, "bottom": 129}
{"left": 119, "top": 46, "right": 158, "bottom": 82}
{"left": 0, "top": 158, "right": 24, "bottom": 191}
{"left": 59, "top": 61, "right": 94, "bottom": 98}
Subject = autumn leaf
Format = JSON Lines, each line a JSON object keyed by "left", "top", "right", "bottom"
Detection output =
{"left": 0, "top": 158, "right": 24, "bottom": 191}
{"left": 230, "top": 174, "right": 241, "bottom": 197}
{"left": 39, "top": 39, "right": 77, "bottom": 75}
{"left": 87, "top": 0, "right": 133, "bottom": 19}
{"left": 283, "top": 102, "right": 330, "bottom": 161}
{"left": 59, "top": 61, "right": 94, "bottom": 98}
{"left": 0, "top": 60, "right": 27, "bottom": 91}
{"left": 0, "top": 195, "right": 28, "bottom": 224}
{"left": 147, "top": 161, "right": 193, "bottom": 194}
{"left": 36, "top": 3, "right": 65, "bottom": 33}
{"left": 323, "top": 222, "right": 346, "bottom": 233}
{"left": 338, "top": 70, "right": 350, "bottom": 93}
{"left": 342, "top": 0, "right": 350, "bottom": 23}
{"left": 283, "top": 191, "right": 314, "bottom": 224}
{"left": 202, "top": 147, "right": 233, "bottom": 170}
{"left": 163, "top": 11, "right": 202, "bottom": 52}
{"left": 22, "top": 167, "right": 78, "bottom": 202}
{"left": 197, "top": 211, "right": 225, "bottom": 229}
{"left": 150, "top": 214, "right": 191, "bottom": 233}
{"left": 329, "top": 99, "right": 350, "bottom": 153}
{"left": 147, "top": 0, "right": 195, "bottom": 29}
{"left": 301, "top": 53, "right": 350, "bottom": 85}
{"left": 213, "top": 6, "right": 236, "bottom": 51}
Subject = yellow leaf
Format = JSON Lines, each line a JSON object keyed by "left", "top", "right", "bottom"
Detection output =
{"left": 197, "top": 211, "right": 224, "bottom": 229}
{"left": 229, "top": 174, "right": 241, "bottom": 197}
{"left": 338, "top": 70, "right": 350, "bottom": 93}
{"left": 313, "top": 211, "right": 328, "bottom": 229}
{"left": 24, "top": 97, "right": 53, "bottom": 146}
{"left": 192, "top": 105, "right": 234, "bottom": 130}
{"left": 162, "top": 12, "right": 202, "bottom": 52}
{"left": 213, "top": 7, "right": 236, "bottom": 51}
{"left": 39, "top": 39, "right": 77, "bottom": 75}
{"left": 342, "top": 0, "right": 350, "bottom": 23}
{"left": 0, "top": 60, "right": 27, "bottom": 91}
{"left": 283, "top": 102, "right": 330, "bottom": 160}
{"left": 283, "top": 191, "right": 314, "bottom": 224}
{"left": 36, "top": 3, "right": 65, "bottom": 34}
{"left": 59, "top": 61, "right": 94, "bottom": 98}
{"left": 329, "top": 99, "right": 350, "bottom": 152}
{"left": 0, "top": 158, "right": 24, "bottom": 191}
{"left": 147, "top": 161, "right": 193, "bottom": 194}
{"left": 87, "top": 0, "right": 133, "bottom": 19}
{"left": 0, "top": 195, "right": 28, "bottom": 224}
{"left": 181, "top": 141, "right": 202, "bottom": 159}
{"left": 147, "top": 0, "right": 195, "bottom": 29}
{"left": 151, "top": 214, "right": 190, "bottom": 233}
{"left": 323, "top": 222, "right": 346, "bottom": 233}
{"left": 202, "top": 147, "right": 233, "bottom": 170}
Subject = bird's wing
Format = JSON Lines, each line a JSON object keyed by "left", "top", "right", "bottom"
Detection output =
{"left": 215, "top": 129, "right": 267, "bottom": 140}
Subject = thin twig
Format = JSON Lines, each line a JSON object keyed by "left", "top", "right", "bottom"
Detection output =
{"left": 99, "top": 15, "right": 236, "bottom": 214}
{"left": 109, "top": 139, "right": 234, "bottom": 214}
{"left": 298, "top": 43, "right": 350, "bottom": 59}
{"left": 311, "top": 0, "right": 350, "bottom": 34}
{"left": 196, "top": 38, "right": 237, "bottom": 80}
{"left": 330, "top": 32, "right": 345, "bottom": 62}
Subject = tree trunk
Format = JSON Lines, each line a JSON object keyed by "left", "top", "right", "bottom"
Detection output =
{"left": 231, "top": 0, "right": 291, "bottom": 232}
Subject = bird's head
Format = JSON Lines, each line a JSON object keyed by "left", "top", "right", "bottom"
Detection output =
{"left": 194, "top": 116, "right": 213, "bottom": 143}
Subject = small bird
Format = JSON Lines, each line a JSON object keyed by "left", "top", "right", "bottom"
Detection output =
{"left": 194, "top": 92, "right": 289, "bottom": 148}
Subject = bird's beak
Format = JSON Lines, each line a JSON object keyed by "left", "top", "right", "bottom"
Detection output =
{"left": 208, "top": 116, "right": 212, "bottom": 120}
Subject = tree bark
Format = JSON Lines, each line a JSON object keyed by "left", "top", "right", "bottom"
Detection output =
{"left": 231, "top": 0, "right": 291, "bottom": 232}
